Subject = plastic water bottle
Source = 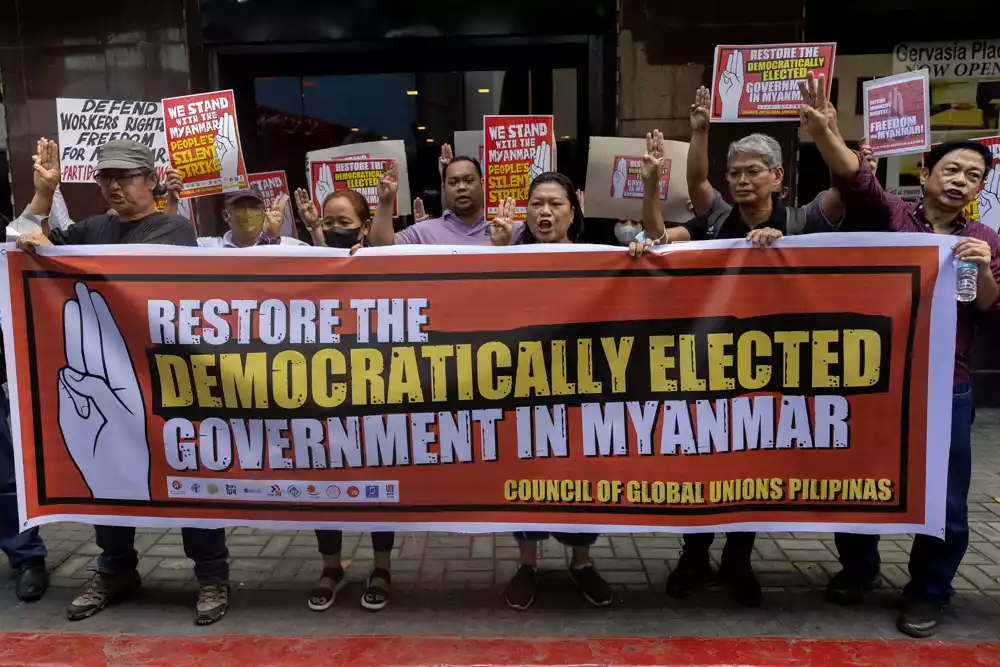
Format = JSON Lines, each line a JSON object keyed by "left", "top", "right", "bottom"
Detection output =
{"left": 956, "top": 260, "right": 978, "bottom": 302}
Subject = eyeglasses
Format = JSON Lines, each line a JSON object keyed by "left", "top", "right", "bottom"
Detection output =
{"left": 726, "top": 167, "right": 772, "bottom": 181}
{"left": 94, "top": 170, "right": 148, "bottom": 186}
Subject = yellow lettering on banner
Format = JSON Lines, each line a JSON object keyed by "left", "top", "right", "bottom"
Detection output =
{"left": 219, "top": 353, "right": 268, "bottom": 409}
{"left": 272, "top": 350, "right": 307, "bottom": 409}
{"left": 601, "top": 336, "right": 633, "bottom": 393}
{"left": 812, "top": 330, "right": 840, "bottom": 388}
{"left": 155, "top": 354, "right": 194, "bottom": 407}
{"left": 550, "top": 340, "right": 576, "bottom": 396}
{"left": 773, "top": 331, "right": 809, "bottom": 387}
{"left": 878, "top": 479, "right": 893, "bottom": 502}
{"left": 679, "top": 334, "right": 705, "bottom": 391}
{"left": 422, "top": 345, "right": 454, "bottom": 402}
{"left": 190, "top": 355, "right": 221, "bottom": 408}
{"left": 351, "top": 348, "right": 385, "bottom": 406}
{"left": 577, "top": 339, "right": 603, "bottom": 394}
{"left": 388, "top": 346, "right": 424, "bottom": 404}
{"left": 478, "top": 342, "right": 512, "bottom": 400}
{"left": 843, "top": 329, "right": 881, "bottom": 387}
{"left": 312, "top": 349, "right": 347, "bottom": 408}
{"left": 456, "top": 344, "right": 474, "bottom": 400}
{"left": 707, "top": 333, "right": 735, "bottom": 391}
{"left": 515, "top": 341, "right": 550, "bottom": 398}
{"left": 737, "top": 331, "right": 772, "bottom": 390}
{"left": 649, "top": 335, "right": 678, "bottom": 392}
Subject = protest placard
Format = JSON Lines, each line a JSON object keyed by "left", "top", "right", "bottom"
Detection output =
{"left": 864, "top": 70, "right": 931, "bottom": 157}
{"left": 710, "top": 43, "right": 837, "bottom": 122}
{"left": 309, "top": 158, "right": 396, "bottom": 217}
{"left": 584, "top": 137, "right": 690, "bottom": 222}
{"left": 1, "top": 237, "right": 955, "bottom": 536}
{"left": 306, "top": 141, "right": 411, "bottom": 216}
{"left": 483, "top": 115, "right": 555, "bottom": 220}
{"left": 248, "top": 171, "right": 294, "bottom": 237}
{"left": 56, "top": 98, "right": 169, "bottom": 183}
{"left": 162, "top": 90, "right": 248, "bottom": 199}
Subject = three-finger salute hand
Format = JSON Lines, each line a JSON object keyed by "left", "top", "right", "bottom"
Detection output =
{"left": 953, "top": 237, "right": 993, "bottom": 266}
{"left": 978, "top": 168, "right": 1000, "bottom": 232}
{"left": 690, "top": 86, "right": 711, "bottom": 131}
{"left": 214, "top": 113, "right": 240, "bottom": 186}
{"left": 413, "top": 197, "right": 429, "bottom": 222}
{"left": 798, "top": 72, "right": 831, "bottom": 136}
{"left": 612, "top": 158, "right": 628, "bottom": 198}
{"left": 489, "top": 197, "right": 516, "bottom": 246}
{"left": 32, "top": 137, "right": 61, "bottom": 195}
{"left": 294, "top": 187, "right": 320, "bottom": 229}
{"left": 439, "top": 143, "right": 454, "bottom": 176}
{"left": 529, "top": 141, "right": 551, "bottom": 180}
{"left": 719, "top": 51, "right": 745, "bottom": 120}
{"left": 59, "top": 282, "right": 150, "bottom": 501}
{"left": 747, "top": 227, "right": 783, "bottom": 249}
{"left": 264, "top": 193, "right": 289, "bottom": 238}
{"left": 377, "top": 165, "right": 399, "bottom": 204}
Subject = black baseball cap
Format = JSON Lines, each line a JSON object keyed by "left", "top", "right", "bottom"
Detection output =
{"left": 94, "top": 140, "right": 155, "bottom": 171}
{"left": 224, "top": 189, "right": 265, "bottom": 205}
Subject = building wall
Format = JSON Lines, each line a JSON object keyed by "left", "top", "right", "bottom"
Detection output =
{"left": 0, "top": 0, "right": 199, "bottom": 218}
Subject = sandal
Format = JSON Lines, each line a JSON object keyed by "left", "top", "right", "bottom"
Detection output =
{"left": 308, "top": 566, "right": 346, "bottom": 611}
{"left": 361, "top": 568, "right": 391, "bottom": 612}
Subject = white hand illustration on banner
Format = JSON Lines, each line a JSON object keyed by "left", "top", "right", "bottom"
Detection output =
{"left": 612, "top": 159, "right": 628, "bottom": 198}
{"left": 719, "top": 51, "right": 745, "bottom": 121}
{"left": 214, "top": 112, "right": 240, "bottom": 187}
{"left": 980, "top": 168, "right": 1000, "bottom": 232}
{"left": 528, "top": 141, "right": 551, "bottom": 180}
{"left": 314, "top": 164, "right": 336, "bottom": 209}
{"left": 59, "top": 282, "right": 150, "bottom": 501}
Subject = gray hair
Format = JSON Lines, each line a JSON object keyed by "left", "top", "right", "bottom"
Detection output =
{"left": 727, "top": 133, "right": 783, "bottom": 170}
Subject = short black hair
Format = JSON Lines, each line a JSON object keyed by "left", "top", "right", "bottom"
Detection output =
{"left": 925, "top": 140, "right": 993, "bottom": 177}
{"left": 443, "top": 156, "right": 483, "bottom": 180}
{"left": 516, "top": 171, "right": 584, "bottom": 244}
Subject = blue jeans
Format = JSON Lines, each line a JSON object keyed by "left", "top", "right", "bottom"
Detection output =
{"left": 834, "top": 382, "right": 974, "bottom": 601}
{"left": 96, "top": 526, "right": 229, "bottom": 584}
{"left": 0, "top": 391, "right": 46, "bottom": 568}
{"left": 513, "top": 532, "right": 598, "bottom": 548}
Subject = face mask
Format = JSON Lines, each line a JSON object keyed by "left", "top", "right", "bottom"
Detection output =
{"left": 614, "top": 225, "right": 639, "bottom": 245}
{"left": 324, "top": 226, "right": 360, "bottom": 249}
{"left": 229, "top": 209, "right": 265, "bottom": 235}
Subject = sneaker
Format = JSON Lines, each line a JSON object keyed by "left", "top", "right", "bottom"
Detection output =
{"left": 665, "top": 551, "right": 713, "bottom": 599}
{"left": 66, "top": 571, "right": 141, "bottom": 621}
{"left": 504, "top": 565, "right": 538, "bottom": 610}
{"left": 897, "top": 598, "right": 943, "bottom": 638}
{"left": 195, "top": 583, "right": 229, "bottom": 626}
{"left": 16, "top": 557, "right": 49, "bottom": 602}
{"left": 569, "top": 563, "right": 613, "bottom": 607}
{"left": 719, "top": 566, "right": 762, "bottom": 608}
{"left": 825, "top": 569, "right": 882, "bottom": 606}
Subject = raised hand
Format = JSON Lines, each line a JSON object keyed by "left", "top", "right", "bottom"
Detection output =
{"left": 576, "top": 189, "right": 586, "bottom": 217}
{"left": 529, "top": 141, "right": 551, "bottom": 180}
{"left": 264, "top": 192, "right": 289, "bottom": 239}
{"left": 718, "top": 51, "right": 745, "bottom": 121}
{"left": 979, "top": 168, "right": 1000, "bottom": 232}
{"left": 643, "top": 130, "right": 666, "bottom": 183}
{"left": 214, "top": 113, "right": 240, "bottom": 187}
{"left": 798, "top": 72, "right": 832, "bottom": 137}
{"left": 413, "top": 197, "right": 429, "bottom": 222}
{"left": 164, "top": 166, "right": 183, "bottom": 197}
{"left": 33, "top": 137, "right": 61, "bottom": 195}
{"left": 294, "top": 187, "right": 320, "bottom": 229}
{"left": 690, "top": 86, "right": 711, "bottom": 132}
{"left": 377, "top": 165, "right": 399, "bottom": 205}
{"left": 439, "top": 143, "right": 454, "bottom": 176}
{"left": 612, "top": 158, "right": 628, "bottom": 198}
{"left": 59, "top": 282, "right": 149, "bottom": 500}
{"left": 489, "top": 197, "right": 516, "bottom": 246}
{"left": 314, "top": 164, "right": 335, "bottom": 210}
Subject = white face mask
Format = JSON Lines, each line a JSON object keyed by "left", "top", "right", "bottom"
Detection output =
{"left": 615, "top": 225, "right": 639, "bottom": 245}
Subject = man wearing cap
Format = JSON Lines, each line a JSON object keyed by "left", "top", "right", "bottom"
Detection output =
{"left": 14, "top": 138, "right": 231, "bottom": 626}
{"left": 198, "top": 189, "right": 305, "bottom": 247}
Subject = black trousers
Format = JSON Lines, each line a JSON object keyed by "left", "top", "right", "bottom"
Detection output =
{"left": 315, "top": 530, "right": 394, "bottom": 555}
{"left": 683, "top": 532, "right": 755, "bottom": 571}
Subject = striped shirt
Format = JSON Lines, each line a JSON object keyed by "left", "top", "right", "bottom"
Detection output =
{"left": 833, "top": 155, "right": 1000, "bottom": 385}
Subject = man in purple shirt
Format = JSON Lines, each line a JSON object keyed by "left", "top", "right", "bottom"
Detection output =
{"left": 801, "top": 73, "right": 1000, "bottom": 638}
{"left": 370, "top": 156, "right": 523, "bottom": 245}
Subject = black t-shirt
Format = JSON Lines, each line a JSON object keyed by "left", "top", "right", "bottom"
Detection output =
{"left": 49, "top": 212, "right": 197, "bottom": 247}
{"left": 681, "top": 196, "right": 787, "bottom": 241}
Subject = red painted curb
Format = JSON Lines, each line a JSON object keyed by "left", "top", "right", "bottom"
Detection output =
{"left": 0, "top": 633, "right": 996, "bottom": 666}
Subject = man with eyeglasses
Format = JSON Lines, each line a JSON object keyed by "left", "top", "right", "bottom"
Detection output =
{"left": 12, "top": 138, "right": 231, "bottom": 626}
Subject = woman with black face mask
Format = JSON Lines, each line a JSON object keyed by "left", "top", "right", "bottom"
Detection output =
{"left": 293, "top": 187, "right": 372, "bottom": 250}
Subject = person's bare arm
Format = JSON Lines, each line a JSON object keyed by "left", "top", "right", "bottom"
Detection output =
{"left": 641, "top": 130, "right": 690, "bottom": 245}
{"left": 26, "top": 138, "right": 60, "bottom": 222}
{"left": 687, "top": 86, "right": 715, "bottom": 216}
{"left": 800, "top": 73, "right": 861, "bottom": 180}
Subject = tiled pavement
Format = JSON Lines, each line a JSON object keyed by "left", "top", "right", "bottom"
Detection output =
{"left": 3, "top": 411, "right": 1000, "bottom": 639}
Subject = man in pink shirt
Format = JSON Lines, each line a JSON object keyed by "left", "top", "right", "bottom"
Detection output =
{"left": 370, "top": 156, "right": 523, "bottom": 245}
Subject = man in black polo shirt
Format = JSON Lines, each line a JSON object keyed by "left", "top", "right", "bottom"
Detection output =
{"left": 14, "top": 138, "right": 230, "bottom": 626}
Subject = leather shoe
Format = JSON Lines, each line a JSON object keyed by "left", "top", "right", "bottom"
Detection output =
{"left": 16, "top": 558, "right": 49, "bottom": 602}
